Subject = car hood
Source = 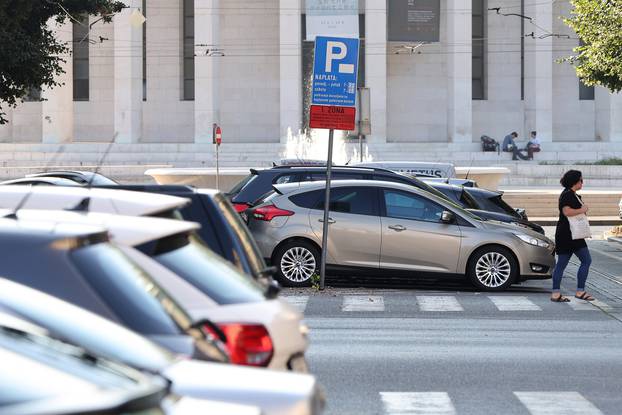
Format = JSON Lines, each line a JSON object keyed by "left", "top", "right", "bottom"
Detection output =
{"left": 163, "top": 359, "right": 321, "bottom": 415}
{"left": 479, "top": 219, "right": 552, "bottom": 242}
{"left": 467, "top": 209, "right": 544, "bottom": 234}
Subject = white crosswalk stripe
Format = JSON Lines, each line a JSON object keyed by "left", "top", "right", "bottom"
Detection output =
{"left": 488, "top": 296, "right": 542, "bottom": 311}
{"left": 342, "top": 295, "right": 385, "bottom": 312}
{"left": 380, "top": 392, "right": 456, "bottom": 415}
{"left": 281, "top": 295, "right": 309, "bottom": 313}
{"left": 514, "top": 392, "right": 603, "bottom": 415}
{"left": 417, "top": 296, "right": 463, "bottom": 312}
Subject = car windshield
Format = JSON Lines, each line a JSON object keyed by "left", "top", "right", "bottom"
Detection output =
{"left": 397, "top": 173, "right": 454, "bottom": 201}
{"left": 226, "top": 172, "right": 258, "bottom": 196}
{"left": 71, "top": 243, "right": 192, "bottom": 335}
{"left": 468, "top": 191, "right": 518, "bottom": 216}
{"left": 151, "top": 233, "right": 267, "bottom": 305}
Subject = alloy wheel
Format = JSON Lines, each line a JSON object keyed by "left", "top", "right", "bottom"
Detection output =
{"left": 474, "top": 252, "right": 512, "bottom": 288}
{"left": 280, "top": 246, "right": 316, "bottom": 283}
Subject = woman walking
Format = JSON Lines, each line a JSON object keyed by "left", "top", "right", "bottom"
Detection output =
{"left": 551, "top": 170, "right": 594, "bottom": 302}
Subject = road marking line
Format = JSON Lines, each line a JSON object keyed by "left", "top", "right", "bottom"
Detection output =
{"left": 342, "top": 295, "right": 385, "bottom": 312}
{"left": 281, "top": 295, "right": 309, "bottom": 313}
{"left": 380, "top": 392, "right": 456, "bottom": 415}
{"left": 514, "top": 392, "right": 603, "bottom": 415}
{"left": 417, "top": 296, "right": 463, "bottom": 312}
{"left": 488, "top": 296, "right": 542, "bottom": 311}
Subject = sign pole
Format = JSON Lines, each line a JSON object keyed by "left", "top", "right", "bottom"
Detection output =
{"left": 215, "top": 144, "right": 220, "bottom": 190}
{"left": 319, "top": 128, "right": 334, "bottom": 291}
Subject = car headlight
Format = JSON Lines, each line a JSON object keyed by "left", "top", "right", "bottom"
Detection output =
{"left": 514, "top": 233, "right": 551, "bottom": 249}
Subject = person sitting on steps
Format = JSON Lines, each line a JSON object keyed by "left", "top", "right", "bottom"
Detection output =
{"left": 502, "top": 131, "right": 528, "bottom": 160}
{"left": 526, "top": 130, "right": 541, "bottom": 160}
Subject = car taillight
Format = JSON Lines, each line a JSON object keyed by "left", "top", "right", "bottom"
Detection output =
{"left": 233, "top": 202, "right": 249, "bottom": 213}
{"left": 217, "top": 323, "right": 274, "bottom": 367}
{"left": 252, "top": 204, "right": 294, "bottom": 222}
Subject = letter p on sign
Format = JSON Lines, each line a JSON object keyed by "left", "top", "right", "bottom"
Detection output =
{"left": 325, "top": 41, "right": 355, "bottom": 74}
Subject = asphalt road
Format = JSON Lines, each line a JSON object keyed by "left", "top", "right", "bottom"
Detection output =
{"left": 282, "top": 240, "right": 622, "bottom": 415}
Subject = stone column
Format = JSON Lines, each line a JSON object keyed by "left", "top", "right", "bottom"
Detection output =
{"left": 42, "top": 20, "right": 73, "bottom": 144}
{"left": 446, "top": 0, "right": 472, "bottom": 143}
{"left": 114, "top": 0, "right": 143, "bottom": 143}
{"left": 596, "top": 89, "right": 622, "bottom": 142}
{"left": 279, "top": 0, "right": 302, "bottom": 144}
{"left": 523, "top": 1, "right": 553, "bottom": 142}
{"left": 194, "top": 0, "right": 220, "bottom": 143}
{"left": 365, "top": 0, "right": 387, "bottom": 144}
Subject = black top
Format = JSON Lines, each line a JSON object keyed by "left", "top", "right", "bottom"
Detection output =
{"left": 555, "top": 188, "right": 588, "bottom": 254}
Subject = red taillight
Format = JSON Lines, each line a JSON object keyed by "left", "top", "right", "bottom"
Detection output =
{"left": 218, "top": 324, "right": 274, "bottom": 367}
{"left": 233, "top": 202, "right": 249, "bottom": 213}
{"left": 252, "top": 204, "right": 294, "bottom": 222}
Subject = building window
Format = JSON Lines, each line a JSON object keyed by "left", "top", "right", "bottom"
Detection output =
{"left": 578, "top": 40, "right": 594, "bottom": 100}
{"left": 73, "top": 15, "right": 90, "bottom": 101}
{"left": 143, "top": 0, "right": 147, "bottom": 101}
{"left": 301, "top": 14, "right": 365, "bottom": 130}
{"left": 182, "top": 0, "right": 194, "bottom": 101}
{"left": 472, "top": 0, "right": 486, "bottom": 100}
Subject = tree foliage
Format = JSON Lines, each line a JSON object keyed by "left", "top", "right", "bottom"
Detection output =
{"left": 0, "top": 0, "right": 124, "bottom": 124}
{"left": 564, "top": 0, "right": 622, "bottom": 92}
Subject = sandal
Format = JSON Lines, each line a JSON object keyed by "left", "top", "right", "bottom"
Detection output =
{"left": 575, "top": 292, "right": 595, "bottom": 301}
{"left": 550, "top": 295, "right": 571, "bottom": 302}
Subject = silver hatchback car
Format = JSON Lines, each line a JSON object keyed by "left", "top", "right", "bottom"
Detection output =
{"left": 246, "top": 180, "right": 555, "bottom": 291}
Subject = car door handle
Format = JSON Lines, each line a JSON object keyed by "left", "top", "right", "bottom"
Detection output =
{"left": 318, "top": 218, "right": 335, "bottom": 224}
{"left": 388, "top": 225, "right": 406, "bottom": 232}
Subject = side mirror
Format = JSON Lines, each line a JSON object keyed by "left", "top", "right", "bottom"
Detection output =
{"left": 264, "top": 279, "right": 281, "bottom": 299}
{"left": 440, "top": 211, "right": 455, "bottom": 224}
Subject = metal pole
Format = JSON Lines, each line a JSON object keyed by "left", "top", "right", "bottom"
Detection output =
{"left": 319, "top": 129, "right": 334, "bottom": 291}
{"left": 358, "top": 131, "right": 363, "bottom": 162}
{"left": 215, "top": 144, "right": 220, "bottom": 190}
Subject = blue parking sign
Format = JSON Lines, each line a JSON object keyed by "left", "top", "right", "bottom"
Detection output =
{"left": 312, "top": 36, "right": 359, "bottom": 107}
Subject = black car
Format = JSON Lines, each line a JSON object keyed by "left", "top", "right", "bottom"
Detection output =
{"left": 26, "top": 170, "right": 119, "bottom": 185}
{"left": 96, "top": 184, "right": 276, "bottom": 284}
{"left": 226, "top": 165, "right": 544, "bottom": 234}
{"left": 0, "top": 311, "right": 168, "bottom": 415}
{"left": 0, "top": 219, "right": 228, "bottom": 363}
{"left": 429, "top": 182, "right": 544, "bottom": 234}
{"left": 226, "top": 165, "right": 451, "bottom": 211}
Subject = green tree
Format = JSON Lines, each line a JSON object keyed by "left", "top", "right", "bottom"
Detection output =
{"left": 564, "top": 0, "right": 622, "bottom": 92}
{"left": 0, "top": 0, "right": 124, "bottom": 124}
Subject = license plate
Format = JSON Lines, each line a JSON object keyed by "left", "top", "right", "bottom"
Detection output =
{"left": 289, "top": 355, "right": 309, "bottom": 373}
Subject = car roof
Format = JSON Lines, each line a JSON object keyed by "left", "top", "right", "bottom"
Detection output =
{"left": 26, "top": 170, "right": 119, "bottom": 184}
{"left": 0, "top": 186, "right": 189, "bottom": 216}
{"left": 1, "top": 177, "right": 82, "bottom": 186}
{"left": 0, "top": 278, "right": 174, "bottom": 373}
{"left": 3, "top": 210, "right": 200, "bottom": 247}
{"left": 0, "top": 217, "right": 108, "bottom": 245}
{"left": 267, "top": 165, "right": 397, "bottom": 174}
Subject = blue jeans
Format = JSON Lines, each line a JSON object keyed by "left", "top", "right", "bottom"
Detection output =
{"left": 552, "top": 247, "right": 592, "bottom": 292}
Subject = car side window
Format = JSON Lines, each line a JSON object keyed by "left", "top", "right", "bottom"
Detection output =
{"left": 383, "top": 189, "right": 445, "bottom": 223}
{"left": 289, "top": 189, "right": 323, "bottom": 208}
{"left": 315, "top": 187, "right": 377, "bottom": 216}
{"left": 274, "top": 174, "right": 298, "bottom": 184}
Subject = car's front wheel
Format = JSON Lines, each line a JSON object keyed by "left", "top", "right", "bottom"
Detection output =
{"left": 467, "top": 246, "right": 517, "bottom": 291}
{"left": 273, "top": 240, "right": 319, "bottom": 287}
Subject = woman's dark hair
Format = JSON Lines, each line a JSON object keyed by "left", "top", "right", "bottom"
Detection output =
{"left": 560, "top": 170, "right": 582, "bottom": 189}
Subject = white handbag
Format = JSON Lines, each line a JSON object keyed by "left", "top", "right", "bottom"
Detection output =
{"left": 568, "top": 194, "right": 591, "bottom": 240}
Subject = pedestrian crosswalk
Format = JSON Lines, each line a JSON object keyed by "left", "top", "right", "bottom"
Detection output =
{"left": 380, "top": 391, "right": 603, "bottom": 415}
{"left": 280, "top": 293, "right": 607, "bottom": 315}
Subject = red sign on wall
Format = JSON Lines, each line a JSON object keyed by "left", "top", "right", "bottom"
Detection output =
{"left": 309, "top": 105, "right": 356, "bottom": 131}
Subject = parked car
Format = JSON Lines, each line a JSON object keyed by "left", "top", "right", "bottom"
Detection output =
{"left": 92, "top": 185, "right": 276, "bottom": 283}
{"left": 246, "top": 180, "right": 555, "bottom": 291}
{"left": 26, "top": 170, "right": 119, "bottom": 185}
{"left": 0, "top": 185, "right": 189, "bottom": 217}
{"left": 0, "top": 218, "right": 228, "bottom": 363}
{"left": 428, "top": 182, "right": 544, "bottom": 234}
{"left": 9, "top": 209, "right": 309, "bottom": 372}
{"left": 0, "top": 311, "right": 173, "bottom": 415}
{"left": 225, "top": 165, "right": 541, "bottom": 234}
{"left": 226, "top": 165, "right": 452, "bottom": 213}
{"left": 0, "top": 278, "right": 325, "bottom": 415}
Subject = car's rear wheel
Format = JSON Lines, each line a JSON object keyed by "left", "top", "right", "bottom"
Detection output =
{"left": 467, "top": 246, "right": 517, "bottom": 291}
{"left": 273, "top": 240, "right": 319, "bottom": 287}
